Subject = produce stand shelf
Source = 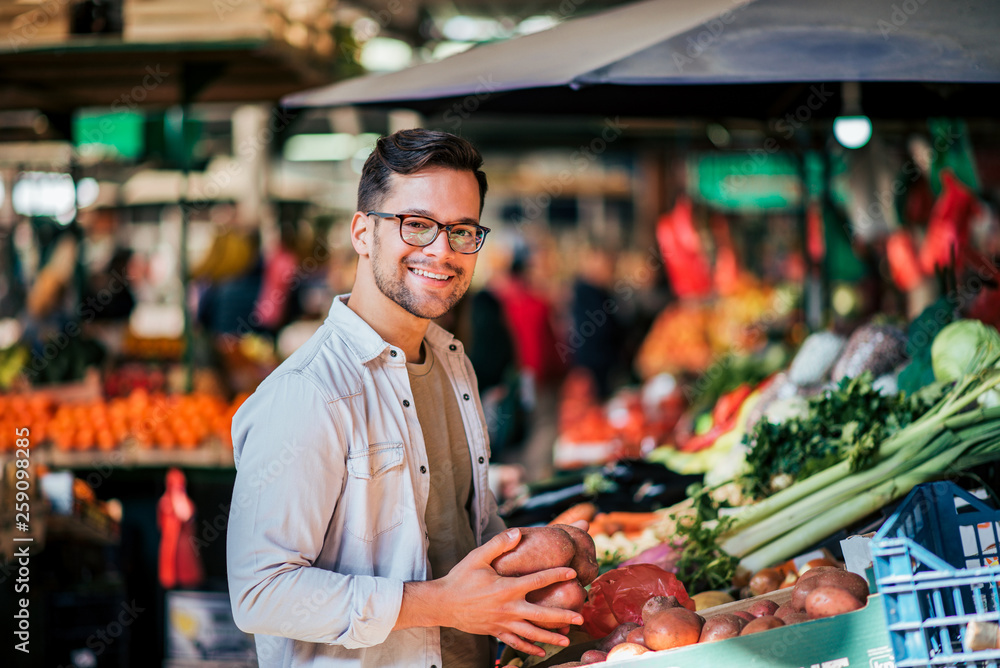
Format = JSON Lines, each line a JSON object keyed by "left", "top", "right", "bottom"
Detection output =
{"left": 29, "top": 442, "right": 235, "bottom": 470}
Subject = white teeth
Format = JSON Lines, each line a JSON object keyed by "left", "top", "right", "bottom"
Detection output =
{"left": 410, "top": 267, "right": 449, "bottom": 280}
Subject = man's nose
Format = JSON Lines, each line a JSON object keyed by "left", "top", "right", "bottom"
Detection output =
{"left": 421, "top": 229, "right": 453, "bottom": 256}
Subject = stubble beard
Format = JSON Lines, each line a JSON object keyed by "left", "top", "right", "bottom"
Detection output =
{"left": 370, "top": 231, "right": 469, "bottom": 320}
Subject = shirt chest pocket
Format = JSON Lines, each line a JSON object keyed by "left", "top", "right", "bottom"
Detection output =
{"left": 343, "top": 443, "right": 405, "bottom": 542}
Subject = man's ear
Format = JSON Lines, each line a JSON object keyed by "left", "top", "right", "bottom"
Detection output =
{"left": 349, "top": 211, "right": 372, "bottom": 257}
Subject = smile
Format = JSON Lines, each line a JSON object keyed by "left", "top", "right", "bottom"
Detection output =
{"left": 409, "top": 267, "right": 452, "bottom": 281}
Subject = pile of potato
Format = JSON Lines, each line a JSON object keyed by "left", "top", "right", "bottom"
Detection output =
{"left": 492, "top": 525, "right": 600, "bottom": 630}
{"left": 550, "top": 567, "right": 869, "bottom": 666}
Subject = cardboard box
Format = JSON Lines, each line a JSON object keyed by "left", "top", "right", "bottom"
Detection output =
{"left": 524, "top": 591, "right": 895, "bottom": 668}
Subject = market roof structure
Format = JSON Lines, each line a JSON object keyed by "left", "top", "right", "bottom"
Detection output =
{"left": 284, "top": 0, "right": 1000, "bottom": 118}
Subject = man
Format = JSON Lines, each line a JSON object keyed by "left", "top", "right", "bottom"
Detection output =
{"left": 227, "top": 129, "right": 583, "bottom": 668}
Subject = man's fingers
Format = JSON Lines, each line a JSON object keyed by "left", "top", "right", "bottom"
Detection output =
{"left": 474, "top": 527, "right": 522, "bottom": 564}
{"left": 516, "top": 566, "right": 578, "bottom": 593}
{"left": 498, "top": 632, "right": 547, "bottom": 657}
{"left": 506, "top": 620, "right": 572, "bottom": 649}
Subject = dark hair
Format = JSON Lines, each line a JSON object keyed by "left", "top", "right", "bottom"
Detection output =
{"left": 357, "top": 129, "right": 488, "bottom": 214}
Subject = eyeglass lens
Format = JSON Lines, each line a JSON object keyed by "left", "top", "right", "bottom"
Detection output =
{"left": 401, "top": 218, "right": 483, "bottom": 253}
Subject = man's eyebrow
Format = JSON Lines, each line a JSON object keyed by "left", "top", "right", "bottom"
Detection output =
{"left": 403, "top": 208, "right": 480, "bottom": 225}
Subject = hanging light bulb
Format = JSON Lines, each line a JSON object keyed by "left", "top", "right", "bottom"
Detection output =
{"left": 833, "top": 82, "right": 872, "bottom": 149}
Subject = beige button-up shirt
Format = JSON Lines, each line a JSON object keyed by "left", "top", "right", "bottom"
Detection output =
{"left": 227, "top": 295, "right": 506, "bottom": 667}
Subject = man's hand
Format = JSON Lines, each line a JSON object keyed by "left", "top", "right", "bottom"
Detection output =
{"left": 394, "top": 528, "right": 585, "bottom": 657}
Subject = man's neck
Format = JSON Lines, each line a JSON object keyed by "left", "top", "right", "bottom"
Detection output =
{"left": 346, "top": 281, "right": 429, "bottom": 363}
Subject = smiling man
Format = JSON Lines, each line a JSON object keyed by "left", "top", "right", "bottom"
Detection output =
{"left": 226, "top": 129, "right": 583, "bottom": 668}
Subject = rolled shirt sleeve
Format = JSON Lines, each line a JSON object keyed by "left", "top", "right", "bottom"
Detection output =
{"left": 226, "top": 371, "right": 403, "bottom": 648}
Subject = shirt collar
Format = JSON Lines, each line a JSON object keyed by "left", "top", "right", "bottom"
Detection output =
{"left": 326, "top": 294, "right": 463, "bottom": 363}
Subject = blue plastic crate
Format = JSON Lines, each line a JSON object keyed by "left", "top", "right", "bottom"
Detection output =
{"left": 872, "top": 481, "right": 1000, "bottom": 667}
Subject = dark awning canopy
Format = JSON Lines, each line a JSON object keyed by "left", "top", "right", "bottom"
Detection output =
{"left": 283, "top": 0, "right": 1000, "bottom": 118}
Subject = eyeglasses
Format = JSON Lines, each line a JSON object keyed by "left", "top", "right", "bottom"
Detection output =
{"left": 368, "top": 211, "right": 490, "bottom": 254}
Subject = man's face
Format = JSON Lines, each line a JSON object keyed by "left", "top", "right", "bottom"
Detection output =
{"left": 368, "top": 167, "right": 481, "bottom": 320}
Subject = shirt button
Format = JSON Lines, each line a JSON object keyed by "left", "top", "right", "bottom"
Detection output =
{"left": 463, "top": 393, "right": 470, "bottom": 401}
{"left": 448, "top": 344, "right": 457, "bottom": 351}
{"left": 420, "top": 465, "right": 427, "bottom": 474}
{"left": 390, "top": 350, "right": 397, "bottom": 357}
{"left": 403, "top": 400, "right": 410, "bottom": 407}
{"left": 478, "top": 456, "right": 485, "bottom": 464}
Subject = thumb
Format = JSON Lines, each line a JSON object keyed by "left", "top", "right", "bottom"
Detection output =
{"left": 476, "top": 527, "right": 522, "bottom": 564}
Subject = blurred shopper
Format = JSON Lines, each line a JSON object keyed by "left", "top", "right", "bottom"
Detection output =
{"left": 494, "top": 249, "right": 564, "bottom": 481}
{"left": 227, "top": 130, "right": 583, "bottom": 668}
{"left": 569, "top": 245, "right": 624, "bottom": 400}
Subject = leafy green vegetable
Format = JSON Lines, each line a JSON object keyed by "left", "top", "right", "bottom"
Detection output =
{"left": 671, "top": 509, "right": 739, "bottom": 593}
{"left": 741, "top": 372, "right": 941, "bottom": 498}
{"left": 932, "top": 319, "right": 1000, "bottom": 383}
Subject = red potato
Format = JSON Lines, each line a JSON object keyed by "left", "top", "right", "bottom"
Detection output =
{"left": 699, "top": 613, "right": 746, "bottom": 643}
{"left": 747, "top": 599, "right": 780, "bottom": 618}
{"left": 782, "top": 612, "right": 812, "bottom": 625}
{"left": 580, "top": 650, "right": 609, "bottom": 665}
{"left": 552, "top": 523, "right": 600, "bottom": 586}
{"left": 795, "top": 565, "right": 840, "bottom": 584}
{"left": 740, "top": 615, "right": 785, "bottom": 635}
{"left": 491, "top": 526, "right": 576, "bottom": 576}
{"left": 805, "top": 586, "right": 864, "bottom": 619}
{"left": 625, "top": 626, "right": 648, "bottom": 647}
{"left": 733, "top": 611, "right": 756, "bottom": 623}
{"left": 643, "top": 608, "right": 705, "bottom": 651}
{"left": 791, "top": 570, "right": 869, "bottom": 611}
{"left": 641, "top": 595, "right": 681, "bottom": 624}
{"left": 773, "top": 602, "right": 798, "bottom": 621}
{"left": 598, "top": 622, "right": 640, "bottom": 653}
{"left": 749, "top": 568, "right": 784, "bottom": 596}
{"left": 527, "top": 580, "right": 587, "bottom": 630}
{"left": 606, "top": 643, "right": 650, "bottom": 660}
{"left": 550, "top": 663, "right": 585, "bottom": 667}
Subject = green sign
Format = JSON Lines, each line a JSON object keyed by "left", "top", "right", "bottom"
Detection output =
{"left": 73, "top": 110, "right": 145, "bottom": 161}
{"left": 689, "top": 152, "right": 804, "bottom": 212}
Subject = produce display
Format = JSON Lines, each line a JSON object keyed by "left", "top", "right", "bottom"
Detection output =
{"left": 0, "top": 388, "right": 249, "bottom": 453}
{"left": 500, "top": 301, "right": 1000, "bottom": 668}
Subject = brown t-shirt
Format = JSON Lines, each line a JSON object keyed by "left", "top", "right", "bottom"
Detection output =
{"left": 408, "top": 345, "right": 492, "bottom": 667}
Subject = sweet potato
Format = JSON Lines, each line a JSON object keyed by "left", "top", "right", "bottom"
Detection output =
{"left": 579, "top": 650, "right": 609, "bottom": 665}
{"left": 791, "top": 569, "right": 869, "bottom": 611}
{"left": 552, "top": 523, "right": 600, "bottom": 586}
{"left": 643, "top": 608, "right": 705, "bottom": 651}
{"left": 606, "top": 643, "right": 650, "bottom": 660}
{"left": 492, "top": 526, "right": 576, "bottom": 577}
{"left": 625, "top": 626, "right": 648, "bottom": 647}
{"left": 597, "top": 622, "right": 640, "bottom": 652}
{"left": 805, "top": 586, "right": 864, "bottom": 619}
{"left": 641, "top": 595, "right": 680, "bottom": 623}
{"left": 699, "top": 613, "right": 746, "bottom": 643}
{"left": 747, "top": 599, "right": 780, "bottom": 618}
{"left": 527, "top": 580, "right": 587, "bottom": 629}
{"left": 740, "top": 615, "right": 785, "bottom": 635}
